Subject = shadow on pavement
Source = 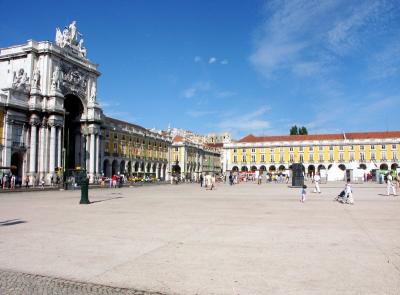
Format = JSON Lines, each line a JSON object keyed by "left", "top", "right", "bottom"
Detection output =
{"left": 0, "top": 219, "right": 27, "bottom": 226}
{"left": 90, "top": 196, "right": 124, "bottom": 204}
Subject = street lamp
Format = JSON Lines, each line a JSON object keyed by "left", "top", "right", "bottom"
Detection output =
{"left": 80, "top": 123, "right": 90, "bottom": 204}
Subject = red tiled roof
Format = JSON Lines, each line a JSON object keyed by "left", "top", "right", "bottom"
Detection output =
{"left": 173, "top": 135, "right": 184, "bottom": 142}
{"left": 204, "top": 143, "right": 224, "bottom": 148}
{"left": 238, "top": 131, "right": 400, "bottom": 143}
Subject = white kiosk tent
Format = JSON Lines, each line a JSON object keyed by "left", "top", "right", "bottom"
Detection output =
{"left": 327, "top": 163, "right": 345, "bottom": 181}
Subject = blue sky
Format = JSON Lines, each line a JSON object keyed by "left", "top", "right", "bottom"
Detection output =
{"left": 1, "top": 0, "right": 400, "bottom": 138}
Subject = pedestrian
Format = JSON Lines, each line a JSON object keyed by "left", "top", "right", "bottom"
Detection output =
{"left": 25, "top": 176, "right": 29, "bottom": 189}
{"left": 344, "top": 179, "right": 354, "bottom": 204}
{"left": 50, "top": 175, "right": 54, "bottom": 187}
{"left": 313, "top": 173, "right": 321, "bottom": 193}
{"left": 41, "top": 177, "right": 45, "bottom": 189}
{"left": 200, "top": 174, "right": 204, "bottom": 187}
{"left": 10, "top": 175, "right": 15, "bottom": 190}
{"left": 386, "top": 173, "right": 397, "bottom": 196}
{"left": 301, "top": 185, "right": 307, "bottom": 203}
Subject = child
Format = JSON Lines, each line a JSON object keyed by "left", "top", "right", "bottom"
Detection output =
{"left": 301, "top": 185, "right": 307, "bottom": 203}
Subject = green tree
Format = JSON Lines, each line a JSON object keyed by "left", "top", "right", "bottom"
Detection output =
{"left": 290, "top": 125, "right": 298, "bottom": 135}
{"left": 299, "top": 126, "right": 308, "bottom": 135}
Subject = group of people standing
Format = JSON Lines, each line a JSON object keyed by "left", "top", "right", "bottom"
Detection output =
{"left": 199, "top": 174, "right": 216, "bottom": 190}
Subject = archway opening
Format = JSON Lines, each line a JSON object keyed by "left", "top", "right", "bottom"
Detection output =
{"left": 64, "top": 94, "right": 84, "bottom": 170}
{"left": 278, "top": 165, "right": 286, "bottom": 171}
{"left": 103, "top": 159, "right": 110, "bottom": 177}
{"left": 232, "top": 166, "right": 239, "bottom": 172}
{"left": 11, "top": 152, "right": 23, "bottom": 181}
{"left": 391, "top": 163, "right": 398, "bottom": 170}
{"left": 380, "top": 163, "right": 388, "bottom": 170}
{"left": 251, "top": 165, "right": 257, "bottom": 172}
{"left": 308, "top": 165, "right": 315, "bottom": 175}
{"left": 318, "top": 164, "right": 326, "bottom": 172}
{"left": 269, "top": 165, "right": 276, "bottom": 172}
{"left": 241, "top": 166, "right": 248, "bottom": 172}
{"left": 120, "top": 160, "right": 125, "bottom": 175}
{"left": 359, "top": 163, "right": 367, "bottom": 170}
{"left": 112, "top": 160, "right": 119, "bottom": 175}
{"left": 338, "top": 164, "right": 346, "bottom": 171}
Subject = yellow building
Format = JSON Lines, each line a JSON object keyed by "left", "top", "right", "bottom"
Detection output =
{"left": 102, "top": 117, "right": 171, "bottom": 180}
{"left": 223, "top": 131, "right": 400, "bottom": 174}
{"left": 171, "top": 135, "right": 221, "bottom": 181}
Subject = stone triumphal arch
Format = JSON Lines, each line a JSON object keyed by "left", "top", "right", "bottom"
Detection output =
{"left": 0, "top": 21, "right": 102, "bottom": 184}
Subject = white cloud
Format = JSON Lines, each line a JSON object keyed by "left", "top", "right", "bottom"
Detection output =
{"left": 181, "top": 81, "right": 211, "bottom": 99}
{"left": 220, "top": 59, "right": 229, "bottom": 65}
{"left": 186, "top": 110, "right": 216, "bottom": 118}
{"left": 216, "top": 106, "right": 272, "bottom": 136}
{"left": 194, "top": 56, "right": 202, "bottom": 63}
{"left": 209, "top": 57, "right": 217, "bottom": 64}
{"left": 216, "top": 91, "right": 236, "bottom": 98}
{"left": 250, "top": 0, "right": 394, "bottom": 78}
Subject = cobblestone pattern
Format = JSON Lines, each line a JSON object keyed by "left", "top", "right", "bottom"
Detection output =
{"left": 0, "top": 269, "right": 169, "bottom": 295}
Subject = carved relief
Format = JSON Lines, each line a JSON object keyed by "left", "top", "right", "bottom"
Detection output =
{"left": 12, "top": 68, "right": 30, "bottom": 92}
{"left": 58, "top": 64, "right": 88, "bottom": 99}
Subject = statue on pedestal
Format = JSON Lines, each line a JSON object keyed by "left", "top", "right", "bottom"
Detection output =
{"left": 55, "top": 21, "right": 87, "bottom": 58}
{"left": 51, "top": 66, "right": 63, "bottom": 91}
{"left": 31, "top": 65, "right": 41, "bottom": 90}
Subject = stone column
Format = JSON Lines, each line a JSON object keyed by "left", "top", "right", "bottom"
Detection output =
{"left": 86, "top": 135, "right": 90, "bottom": 173}
{"left": 155, "top": 163, "right": 159, "bottom": 179}
{"left": 90, "top": 133, "right": 95, "bottom": 176}
{"left": 57, "top": 127, "right": 62, "bottom": 168}
{"left": 38, "top": 118, "right": 47, "bottom": 177}
{"left": 29, "top": 124, "right": 38, "bottom": 174}
{"left": 49, "top": 124, "right": 56, "bottom": 174}
{"left": 95, "top": 134, "right": 100, "bottom": 174}
{"left": 75, "top": 133, "right": 81, "bottom": 167}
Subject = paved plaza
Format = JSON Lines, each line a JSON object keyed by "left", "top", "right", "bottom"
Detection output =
{"left": 0, "top": 182, "right": 399, "bottom": 295}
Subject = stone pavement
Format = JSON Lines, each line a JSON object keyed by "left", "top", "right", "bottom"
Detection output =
{"left": 0, "top": 181, "right": 399, "bottom": 294}
{"left": 0, "top": 269, "right": 166, "bottom": 295}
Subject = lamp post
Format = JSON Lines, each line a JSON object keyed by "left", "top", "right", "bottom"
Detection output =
{"left": 80, "top": 123, "right": 90, "bottom": 204}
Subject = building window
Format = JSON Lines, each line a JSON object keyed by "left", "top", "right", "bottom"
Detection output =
{"left": 339, "top": 153, "right": 344, "bottom": 161}
{"left": 381, "top": 152, "right": 386, "bottom": 160}
{"left": 339, "top": 145, "right": 344, "bottom": 151}
{"left": 393, "top": 152, "right": 397, "bottom": 160}
{"left": 309, "top": 154, "right": 313, "bottom": 162}
{"left": 270, "top": 148, "right": 274, "bottom": 153}
{"left": 299, "top": 146, "right": 303, "bottom": 152}
{"left": 381, "top": 144, "right": 386, "bottom": 150}
{"left": 280, "top": 155, "right": 284, "bottom": 162}
{"left": 290, "top": 154, "right": 294, "bottom": 162}
{"left": 175, "top": 155, "right": 178, "bottom": 161}
{"left": 260, "top": 148, "right": 265, "bottom": 153}
{"left": 251, "top": 155, "right": 256, "bottom": 162}
{"left": 289, "top": 147, "right": 293, "bottom": 152}
{"left": 371, "top": 152, "right": 375, "bottom": 160}
{"left": 360, "top": 145, "right": 364, "bottom": 150}
{"left": 242, "top": 148, "right": 246, "bottom": 153}
{"left": 319, "top": 146, "right": 323, "bottom": 151}
{"left": 261, "top": 154, "right": 265, "bottom": 162}
{"left": 350, "top": 152, "right": 354, "bottom": 161}
{"left": 350, "top": 145, "right": 354, "bottom": 150}
{"left": 233, "top": 155, "right": 237, "bottom": 163}
{"left": 392, "top": 144, "right": 397, "bottom": 150}
{"left": 251, "top": 148, "right": 255, "bottom": 153}
{"left": 309, "top": 146, "right": 313, "bottom": 151}
{"left": 233, "top": 149, "right": 237, "bottom": 153}
{"left": 175, "top": 147, "right": 178, "bottom": 152}
{"left": 371, "top": 145, "right": 375, "bottom": 150}
{"left": 242, "top": 155, "right": 246, "bottom": 162}
{"left": 329, "top": 145, "right": 333, "bottom": 151}
{"left": 360, "top": 153, "right": 365, "bottom": 161}
{"left": 270, "top": 155, "right": 274, "bottom": 162}
{"left": 319, "top": 154, "right": 323, "bottom": 162}
{"left": 329, "top": 153, "right": 334, "bottom": 161}
{"left": 299, "top": 154, "right": 304, "bottom": 162}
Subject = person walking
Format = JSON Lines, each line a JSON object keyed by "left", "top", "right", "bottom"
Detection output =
{"left": 344, "top": 179, "right": 354, "bottom": 204}
{"left": 200, "top": 174, "right": 204, "bottom": 187}
{"left": 25, "top": 176, "right": 29, "bottom": 189}
{"left": 300, "top": 185, "right": 307, "bottom": 203}
{"left": 40, "top": 177, "right": 45, "bottom": 189}
{"left": 313, "top": 173, "right": 321, "bottom": 193}
{"left": 386, "top": 173, "right": 397, "bottom": 196}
